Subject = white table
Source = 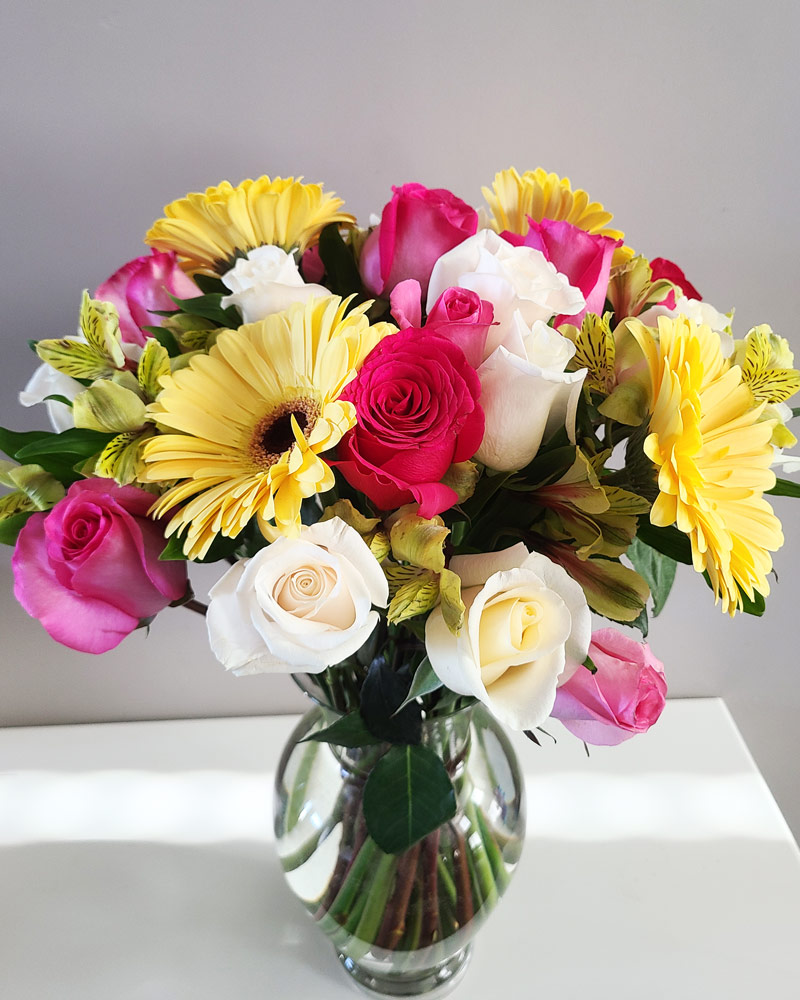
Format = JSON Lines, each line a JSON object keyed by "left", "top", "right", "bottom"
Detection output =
{"left": 0, "top": 699, "right": 798, "bottom": 1000}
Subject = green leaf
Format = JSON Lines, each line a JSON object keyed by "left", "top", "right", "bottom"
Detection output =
{"left": 301, "top": 711, "right": 378, "bottom": 748}
{"left": 10, "top": 428, "right": 115, "bottom": 483}
{"left": 629, "top": 607, "right": 649, "bottom": 638}
{"left": 318, "top": 223, "right": 364, "bottom": 299}
{"left": 167, "top": 292, "right": 241, "bottom": 328}
{"left": 0, "top": 427, "right": 57, "bottom": 461}
{"left": 766, "top": 477, "right": 800, "bottom": 498}
{"left": 626, "top": 535, "right": 677, "bottom": 616}
{"left": 583, "top": 654, "right": 597, "bottom": 674}
{"left": 739, "top": 588, "right": 766, "bottom": 616}
{"left": 43, "top": 394, "right": 74, "bottom": 408}
{"left": 791, "top": 407, "right": 800, "bottom": 419}
{"left": 144, "top": 326, "right": 182, "bottom": 357}
{"left": 0, "top": 510, "right": 34, "bottom": 545}
{"left": 395, "top": 657, "right": 443, "bottom": 713}
{"left": 159, "top": 524, "right": 244, "bottom": 563}
{"left": 362, "top": 744, "right": 457, "bottom": 854}
{"left": 191, "top": 274, "right": 226, "bottom": 295}
{"left": 360, "top": 656, "right": 422, "bottom": 745}
{"left": 635, "top": 517, "right": 693, "bottom": 565}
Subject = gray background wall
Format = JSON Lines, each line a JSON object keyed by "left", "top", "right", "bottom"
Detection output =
{"left": 1, "top": 2, "right": 798, "bottom": 833}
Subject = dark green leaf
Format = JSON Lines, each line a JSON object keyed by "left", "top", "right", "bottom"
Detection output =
{"left": 516, "top": 444, "right": 577, "bottom": 489}
{"left": 583, "top": 654, "right": 597, "bottom": 674}
{"left": 42, "top": 395, "right": 74, "bottom": 408}
{"left": 145, "top": 326, "right": 181, "bottom": 357}
{"left": 168, "top": 292, "right": 241, "bottom": 328}
{"left": 362, "top": 744, "right": 457, "bottom": 854}
{"left": 159, "top": 526, "right": 243, "bottom": 563}
{"left": 0, "top": 511, "right": 35, "bottom": 545}
{"left": 11, "top": 428, "right": 114, "bottom": 483}
{"left": 394, "top": 657, "right": 443, "bottom": 713}
{"left": 635, "top": 518, "right": 693, "bottom": 565}
{"left": 301, "top": 711, "right": 378, "bottom": 748}
{"left": 791, "top": 407, "right": 800, "bottom": 419}
{"left": 360, "top": 656, "right": 422, "bottom": 745}
{"left": 766, "top": 478, "right": 800, "bottom": 498}
{"left": 0, "top": 427, "right": 57, "bottom": 461}
{"left": 317, "top": 223, "right": 364, "bottom": 299}
{"left": 191, "top": 274, "right": 226, "bottom": 295}
{"left": 626, "top": 536, "right": 678, "bottom": 616}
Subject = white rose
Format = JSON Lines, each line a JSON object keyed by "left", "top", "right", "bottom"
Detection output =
{"left": 639, "top": 296, "right": 734, "bottom": 357}
{"left": 426, "top": 229, "right": 585, "bottom": 358}
{"left": 220, "top": 245, "right": 328, "bottom": 324}
{"left": 207, "top": 517, "right": 389, "bottom": 675}
{"left": 19, "top": 362, "right": 83, "bottom": 431}
{"left": 476, "top": 311, "right": 587, "bottom": 471}
{"left": 426, "top": 544, "right": 591, "bottom": 731}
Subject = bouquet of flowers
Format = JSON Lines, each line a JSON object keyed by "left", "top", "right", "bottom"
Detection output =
{"left": 3, "top": 168, "right": 799, "bottom": 989}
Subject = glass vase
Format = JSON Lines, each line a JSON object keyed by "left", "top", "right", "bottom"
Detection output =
{"left": 273, "top": 700, "right": 526, "bottom": 997}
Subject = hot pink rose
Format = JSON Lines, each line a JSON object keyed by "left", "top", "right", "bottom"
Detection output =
{"left": 504, "top": 219, "right": 621, "bottom": 327}
{"left": 360, "top": 183, "right": 478, "bottom": 299}
{"left": 551, "top": 628, "right": 667, "bottom": 746}
{"left": 648, "top": 257, "right": 702, "bottom": 309}
{"left": 13, "top": 479, "right": 187, "bottom": 654}
{"left": 338, "top": 330, "right": 484, "bottom": 516}
{"left": 95, "top": 250, "right": 199, "bottom": 348}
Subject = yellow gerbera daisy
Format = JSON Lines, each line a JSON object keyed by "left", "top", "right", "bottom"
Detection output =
{"left": 141, "top": 296, "right": 395, "bottom": 559}
{"left": 145, "top": 175, "right": 355, "bottom": 274}
{"left": 633, "top": 315, "right": 784, "bottom": 615}
{"left": 482, "top": 167, "right": 633, "bottom": 265}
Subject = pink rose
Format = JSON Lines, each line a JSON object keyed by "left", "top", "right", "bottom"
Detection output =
{"left": 425, "top": 287, "right": 494, "bottom": 369}
{"left": 389, "top": 281, "right": 493, "bottom": 369}
{"left": 13, "top": 479, "right": 187, "bottom": 654}
{"left": 504, "top": 219, "right": 621, "bottom": 326}
{"left": 648, "top": 257, "right": 702, "bottom": 309}
{"left": 95, "top": 250, "right": 199, "bottom": 348}
{"left": 551, "top": 628, "right": 667, "bottom": 746}
{"left": 338, "top": 329, "right": 484, "bottom": 517}
{"left": 360, "top": 183, "right": 478, "bottom": 299}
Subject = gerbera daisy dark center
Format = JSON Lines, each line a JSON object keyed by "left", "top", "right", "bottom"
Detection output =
{"left": 251, "top": 398, "right": 320, "bottom": 467}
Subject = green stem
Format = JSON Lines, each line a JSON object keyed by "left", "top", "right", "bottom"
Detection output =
{"left": 375, "top": 842, "right": 421, "bottom": 951}
{"left": 449, "top": 823, "right": 474, "bottom": 929}
{"left": 280, "top": 793, "right": 345, "bottom": 872}
{"left": 325, "top": 836, "right": 380, "bottom": 926}
{"left": 348, "top": 852, "right": 397, "bottom": 960}
{"left": 474, "top": 803, "right": 510, "bottom": 893}
{"left": 436, "top": 855, "right": 457, "bottom": 909}
{"left": 465, "top": 801, "right": 499, "bottom": 908}
{"left": 284, "top": 739, "right": 320, "bottom": 833}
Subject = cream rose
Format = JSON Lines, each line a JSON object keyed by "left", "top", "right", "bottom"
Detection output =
{"left": 220, "top": 245, "right": 328, "bottom": 324}
{"left": 425, "top": 544, "right": 591, "bottom": 731}
{"left": 206, "top": 517, "right": 389, "bottom": 674}
{"left": 426, "top": 229, "right": 585, "bottom": 358}
{"left": 476, "top": 312, "right": 587, "bottom": 471}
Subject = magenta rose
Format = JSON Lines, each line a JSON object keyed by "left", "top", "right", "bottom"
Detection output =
{"left": 503, "top": 218, "right": 621, "bottom": 327}
{"left": 13, "top": 479, "right": 187, "bottom": 654}
{"left": 648, "top": 257, "right": 702, "bottom": 309}
{"left": 95, "top": 250, "right": 199, "bottom": 348}
{"left": 551, "top": 628, "right": 667, "bottom": 746}
{"left": 338, "top": 329, "right": 484, "bottom": 516}
{"left": 360, "top": 183, "right": 479, "bottom": 299}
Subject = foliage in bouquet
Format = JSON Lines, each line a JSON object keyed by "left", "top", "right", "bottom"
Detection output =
{"left": 4, "top": 168, "right": 800, "bottom": 855}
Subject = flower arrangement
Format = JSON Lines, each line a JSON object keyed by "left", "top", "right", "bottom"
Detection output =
{"left": 3, "top": 168, "right": 799, "bottom": 985}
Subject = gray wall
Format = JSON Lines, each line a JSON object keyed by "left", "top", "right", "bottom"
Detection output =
{"left": 2, "top": 2, "right": 799, "bottom": 833}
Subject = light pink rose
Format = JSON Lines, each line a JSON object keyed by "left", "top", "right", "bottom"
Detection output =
{"left": 95, "top": 250, "right": 199, "bottom": 347}
{"left": 13, "top": 479, "right": 187, "bottom": 654}
{"left": 551, "top": 628, "right": 667, "bottom": 745}
{"left": 360, "top": 183, "right": 478, "bottom": 299}
{"left": 504, "top": 219, "right": 621, "bottom": 326}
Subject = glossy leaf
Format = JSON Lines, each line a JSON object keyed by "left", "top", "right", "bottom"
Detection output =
{"left": 362, "top": 744, "right": 456, "bottom": 854}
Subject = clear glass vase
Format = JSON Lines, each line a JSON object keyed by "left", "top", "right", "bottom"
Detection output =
{"left": 273, "top": 699, "right": 526, "bottom": 998}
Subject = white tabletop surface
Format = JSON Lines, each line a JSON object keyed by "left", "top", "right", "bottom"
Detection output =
{"left": 0, "top": 698, "right": 798, "bottom": 1000}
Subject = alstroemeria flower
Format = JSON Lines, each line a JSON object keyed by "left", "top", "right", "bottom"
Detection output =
{"left": 476, "top": 312, "right": 586, "bottom": 471}
{"left": 206, "top": 517, "right": 389, "bottom": 675}
{"left": 426, "top": 229, "right": 585, "bottom": 358}
{"left": 220, "top": 245, "right": 328, "bottom": 323}
{"left": 19, "top": 362, "right": 82, "bottom": 432}
{"left": 425, "top": 543, "right": 591, "bottom": 731}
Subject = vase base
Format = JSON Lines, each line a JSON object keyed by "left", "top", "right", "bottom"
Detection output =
{"left": 336, "top": 944, "right": 472, "bottom": 998}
